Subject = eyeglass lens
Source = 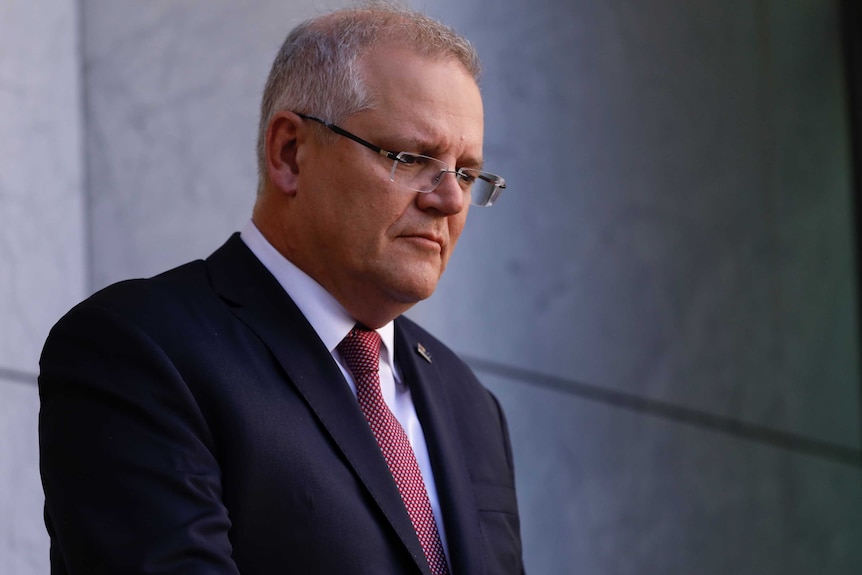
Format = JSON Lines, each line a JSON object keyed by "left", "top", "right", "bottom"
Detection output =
{"left": 389, "top": 153, "right": 504, "bottom": 207}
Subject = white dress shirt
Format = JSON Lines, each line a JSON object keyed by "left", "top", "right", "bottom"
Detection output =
{"left": 240, "top": 220, "right": 449, "bottom": 556}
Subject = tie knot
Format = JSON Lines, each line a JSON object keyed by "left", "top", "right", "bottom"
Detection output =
{"left": 338, "top": 326, "right": 382, "bottom": 378}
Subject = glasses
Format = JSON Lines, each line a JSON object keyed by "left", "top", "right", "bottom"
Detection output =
{"left": 296, "top": 113, "right": 506, "bottom": 207}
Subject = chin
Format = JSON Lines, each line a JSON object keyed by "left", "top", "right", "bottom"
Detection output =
{"left": 387, "top": 275, "right": 441, "bottom": 304}
{"left": 375, "top": 260, "right": 445, "bottom": 305}
{"left": 391, "top": 284, "right": 437, "bottom": 305}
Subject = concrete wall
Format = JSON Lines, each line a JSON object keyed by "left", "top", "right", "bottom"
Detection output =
{"left": 412, "top": 1, "right": 862, "bottom": 571}
{"left": 0, "top": 0, "right": 85, "bottom": 573}
{"left": 2, "top": 0, "right": 860, "bottom": 572}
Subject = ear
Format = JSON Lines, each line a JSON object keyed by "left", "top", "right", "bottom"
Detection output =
{"left": 265, "top": 111, "right": 303, "bottom": 196}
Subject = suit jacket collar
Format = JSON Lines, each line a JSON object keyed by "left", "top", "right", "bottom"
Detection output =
{"left": 206, "top": 234, "right": 482, "bottom": 574}
{"left": 239, "top": 220, "right": 399, "bottom": 374}
{"left": 205, "top": 235, "right": 429, "bottom": 572}
{"left": 394, "top": 321, "right": 484, "bottom": 575}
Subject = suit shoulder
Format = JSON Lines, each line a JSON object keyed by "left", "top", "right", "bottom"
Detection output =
{"left": 95, "top": 259, "right": 208, "bottom": 301}
{"left": 54, "top": 259, "right": 214, "bottom": 333}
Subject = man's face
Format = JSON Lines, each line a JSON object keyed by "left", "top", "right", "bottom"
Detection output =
{"left": 291, "top": 45, "right": 485, "bottom": 324}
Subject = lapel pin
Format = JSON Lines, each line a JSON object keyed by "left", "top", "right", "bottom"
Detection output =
{"left": 415, "top": 342, "right": 433, "bottom": 364}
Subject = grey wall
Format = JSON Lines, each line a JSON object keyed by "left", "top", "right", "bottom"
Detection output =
{"left": 2, "top": 0, "right": 860, "bottom": 573}
{"left": 413, "top": 1, "right": 862, "bottom": 571}
{"left": 1, "top": 0, "right": 85, "bottom": 573}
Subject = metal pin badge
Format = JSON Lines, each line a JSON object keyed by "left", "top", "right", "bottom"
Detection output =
{"left": 416, "top": 343, "right": 432, "bottom": 363}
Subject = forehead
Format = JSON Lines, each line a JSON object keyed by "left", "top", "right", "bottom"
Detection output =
{"left": 355, "top": 44, "right": 485, "bottom": 159}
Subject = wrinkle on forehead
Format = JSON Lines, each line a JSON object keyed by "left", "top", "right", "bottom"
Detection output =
{"left": 353, "top": 46, "right": 485, "bottom": 167}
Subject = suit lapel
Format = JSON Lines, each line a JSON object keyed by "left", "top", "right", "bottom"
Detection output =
{"left": 395, "top": 320, "right": 485, "bottom": 575}
{"left": 206, "top": 235, "right": 431, "bottom": 574}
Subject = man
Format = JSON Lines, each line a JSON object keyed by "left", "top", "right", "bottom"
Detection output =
{"left": 39, "top": 4, "right": 524, "bottom": 574}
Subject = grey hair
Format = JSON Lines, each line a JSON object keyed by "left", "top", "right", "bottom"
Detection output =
{"left": 255, "top": 1, "right": 482, "bottom": 194}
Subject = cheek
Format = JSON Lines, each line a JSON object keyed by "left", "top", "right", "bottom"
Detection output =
{"left": 344, "top": 201, "right": 402, "bottom": 258}
{"left": 448, "top": 211, "right": 468, "bottom": 247}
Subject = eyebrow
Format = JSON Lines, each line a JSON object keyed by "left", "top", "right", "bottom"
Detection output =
{"left": 394, "top": 135, "right": 485, "bottom": 170}
{"left": 458, "top": 155, "right": 485, "bottom": 170}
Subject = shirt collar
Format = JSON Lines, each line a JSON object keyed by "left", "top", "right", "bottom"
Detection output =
{"left": 239, "top": 220, "right": 397, "bottom": 366}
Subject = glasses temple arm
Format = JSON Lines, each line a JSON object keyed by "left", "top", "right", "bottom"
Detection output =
{"left": 295, "top": 112, "right": 401, "bottom": 162}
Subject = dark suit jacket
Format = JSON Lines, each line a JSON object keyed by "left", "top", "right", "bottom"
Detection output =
{"left": 39, "top": 234, "right": 524, "bottom": 574}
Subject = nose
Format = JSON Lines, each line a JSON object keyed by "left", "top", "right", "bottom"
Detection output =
{"left": 416, "top": 170, "right": 467, "bottom": 215}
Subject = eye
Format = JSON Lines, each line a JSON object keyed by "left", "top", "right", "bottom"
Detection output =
{"left": 457, "top": 169, "right": 478, "bottom": 186}
{"left": 396, "top": 153, "right": 433, "bottom": 169}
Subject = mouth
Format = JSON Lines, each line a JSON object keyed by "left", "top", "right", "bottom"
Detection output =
{"left": 400, "top": 233, "right": 444, "bottom": 252}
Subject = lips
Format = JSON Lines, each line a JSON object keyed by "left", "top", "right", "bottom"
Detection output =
{"left": 401, "top": 232, "right": 444, "bottom": 250}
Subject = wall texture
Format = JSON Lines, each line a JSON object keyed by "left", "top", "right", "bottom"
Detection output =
{"left": 2, "top": 0, "right": 860, "bottom": 572}
{"left": 0, "top": 0, "right": 85, "bottom": 573}
{"left": 412, "top": 1, "right": 862, "bottom": 571}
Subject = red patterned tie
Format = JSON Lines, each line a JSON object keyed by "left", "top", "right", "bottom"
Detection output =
{"left": 338, "top": 326, "right": 450, "bottom": 575}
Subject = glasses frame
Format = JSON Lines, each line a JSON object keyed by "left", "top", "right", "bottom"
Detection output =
{"left": 295, "top": 112, "right": 506, "bottom": 207}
